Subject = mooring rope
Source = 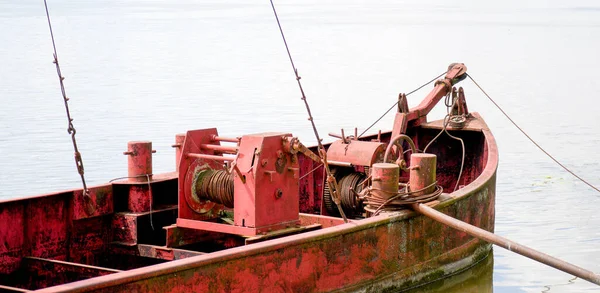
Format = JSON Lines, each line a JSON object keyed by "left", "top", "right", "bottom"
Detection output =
{"left": 423, "top": 99, "right": 466, "bottom": 192}
{"left": 467, "top": 74, "right": 600, "bottom": 193}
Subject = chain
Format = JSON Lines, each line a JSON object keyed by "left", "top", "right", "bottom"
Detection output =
{"left": 43, "top": 0, "right": 90, "bottom": 199}
{"left": 269, "top": 0, "right": 348, "bottom": 222}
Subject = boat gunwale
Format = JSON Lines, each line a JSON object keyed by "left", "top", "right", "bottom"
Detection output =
{"left": 33, "top": 112, "right": 498, "bottom": 293}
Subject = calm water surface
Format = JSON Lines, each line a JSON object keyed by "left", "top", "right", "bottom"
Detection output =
{"left": 1, "top": 0, "right": 600, "bottom": 292}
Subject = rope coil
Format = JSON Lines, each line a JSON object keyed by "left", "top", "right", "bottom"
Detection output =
{"left": 364, "top": 182, "right": 443, "bottom": 216}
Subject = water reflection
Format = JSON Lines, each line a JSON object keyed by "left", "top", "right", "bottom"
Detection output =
{"left": 2, "top": 0, "right": 600, "bottom": 291}
{"left": 404, "top": 250, "right": 494, "bottom": 293}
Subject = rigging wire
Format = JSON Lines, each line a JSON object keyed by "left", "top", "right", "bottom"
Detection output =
{"left": 269, "top": 0, "right": 348, "bottom": 221}
{"left": 467, "top": 74, "right": 600, "bottom": 193}
{"left": 43, "top": 0, "right": 91, "bottom": 200}
{"left": 357, "top": 71, "right": 446, "bottom": 138}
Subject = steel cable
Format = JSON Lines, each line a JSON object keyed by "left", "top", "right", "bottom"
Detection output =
{"left": 357, "top": 71, "right": 447, "bottom": 138}
{"left": 467, "top": 74, "right": 600, "bottom": 193}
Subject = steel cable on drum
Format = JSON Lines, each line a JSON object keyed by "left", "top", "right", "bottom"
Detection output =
{"left": 339, "top": 173, "right": 366, "bottom": 214}
{"left": 196, "top": 169, "right": 234, "bottom": 208}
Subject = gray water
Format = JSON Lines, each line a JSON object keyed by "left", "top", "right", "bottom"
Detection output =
{"left": 1, "top": 0, "right": 600, "bottom": 292}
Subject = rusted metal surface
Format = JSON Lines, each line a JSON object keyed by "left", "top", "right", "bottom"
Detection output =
{"left": 172, "top": 134, "right": 185, "bottom": 169}
{"left": 1, "top": 257, "right": 119, "bottom": 291}
{"left": 298, "top": 154, "right": 323, "bottom": 214}
{"left": 0, "top": 284, "right": 31, "bottom": 292}
{"left": 0, "top": 122, "right": 497, "bottom": 293}
{"left": 178, "top": 132, "right": 301, "bottom": 236}
{"left": 35, "top": 177, "right": 496, "bottom": 292}
{"left": 409, "top": 153, "right": 437, "bottom": 196}
{"left": 69, "top": 215, "right": 112, "bottom": 266}
{"left": 193, "top": 169, "right": 234, "bottom": 208}
{"left": 163, "top": 225, "right": 223, "bottom": 248}
{"left": 326, "top": 140, "right": 385, "bottom": 167}
{"left": 123, "top": 141, "right": 154, "bottom": 183}
{"left": 112, "top": 213, "right": 138, "bottom": 245}
{"left": 283, "top": 137, "right": 321, "bottom": 165}
{"left": 20, "top": 117, "right": 497, "bottom": 292}
{"left": 178, "top": 128, "right": 225, "bottom": 221}
{"left": 0, "top": 116, "right": 497, "bottom": 293}
{"left": 0, "top": 63, "right": 506, "bottom": 292}
{"left": 244, "top": 224, "right": 322, "bottom": 245}
{"left": 126, "top": 185, "right": 152, "bottom": 213}
{"left": 112, "top": 206, "right": 178, "bottom": 245}
{"left": 383, "top": 134, "right": 416, "bottom": 165}
{"left": 391, "top": 112, "right": 408, "bottom": 138}
{"left": 187, "top": 153, "right": 235, "bottom": 162}
{"left": 112, "top": 243, "right": 205, "bottom": 261}
{"left": 73, "top": 185, "right": 113, "bottom": 220}
{"left": 22, "top": 257, "right": 120, "bottom": 276}
{"left": 211, "top": 135, "right": 239, "bottom": 143}
{"left": 391, "top": 63, "right": 468, "bottom": 130}
{"left": 370, "top": 163, "right": 399, "bottom": 201}
{"left": 232, "top": 133, "right": 300, "bottom": 230}
{"left": 298, "top": 213, "right": 348, "bottom": 229}
{"left": 199, "top": 144, "right": 239, "bottom": 154}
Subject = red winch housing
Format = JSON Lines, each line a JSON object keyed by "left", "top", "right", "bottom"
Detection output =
{"left": 176, "top": 128, "right": 300, "bottom": 236}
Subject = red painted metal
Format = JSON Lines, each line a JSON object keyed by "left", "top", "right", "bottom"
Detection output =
{"left": 172, "top": 133, "right": 185, "bottom": 169}
{"left": 409, "top": 153, "right": 437, "bottom": 195}
{"left": 23, "top": 257, "right": 121, "bottom": 275}
{"left": 112, "top": 214, "right": 138, "bottom": 245}
{"left": 178, "top": 128, "right": 225, "bottom": 221}
{"left": 123, "top": 141, "right": 154, "bottom": 182}
{"left": 199, "top": 144, "right": 238, "bottom": 154}
{"left": 0, "top": 284, "right": 30, "bottom": 292}
{"left": 33, "top": 167, "right": 497, "bottom": 292}
{"left": 0, "top": 64, "right": 508, "bottom": 293}
{"left": 326, "top": 140, "right": 386, "bottom": 167}
{"left": 186, "top": 153, "right": 235, "bottom": 162}
{"left": 178, "top": 131, "right": 301, "bottom": 236}
{"left": 163, "top": 225, "right": 223, "bottom": 248}
{"left": 73, "top": 184, "right": 113, "bottom": 220}
{"left": 211, "top": 135, "right": 239, "bottom": 143}
{"left": 387, "top": 63, "right": 467, "bottom": 137}
{"left": 298, "top": 213, "right": 349, "bottom": 229}
{"left": 176, "top": 218, "right": 291, "bottom": 236}
{"left": 232, "top": 133, "right": 300, "bottom": 230}
{"left": 370, "top": 163, "right": 400, "bottom": 201}
{"left": 112, "top": 243, "right": 205, "bottom": 261}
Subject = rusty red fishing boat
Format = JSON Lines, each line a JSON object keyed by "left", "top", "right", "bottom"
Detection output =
{"left": 0, "top": 63, "right": 498, "bottom": 292}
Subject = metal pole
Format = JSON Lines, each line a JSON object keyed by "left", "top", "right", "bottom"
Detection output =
{"left": 412, "top": 203, "right": 600, "bottom": 285}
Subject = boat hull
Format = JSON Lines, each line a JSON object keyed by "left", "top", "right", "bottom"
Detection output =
{"left": 39, "top": 168, "right": 496, "bottom": 292}
{"left": 0, "top": 113, "right": 498, "bottom": 293}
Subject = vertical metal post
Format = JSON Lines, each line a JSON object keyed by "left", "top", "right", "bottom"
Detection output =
{"left": 173, "top": 134, "right": 185, "bottom": 169}
{"left": 371, "top": 163, "right": 400, "bottom": 201}
{"left": 124, "top": 141, "right": 154, "bottom": 182}
{"left": 409, "top": 153, "right": 437, "bottom": 195}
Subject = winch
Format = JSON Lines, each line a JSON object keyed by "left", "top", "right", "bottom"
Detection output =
{"left": 176, "top": 128, "right": 316, "bottom": 236}
{"left": 322, "top": 132, "right": 442, "bottom": 218}
{"left": 321, "top": 138, "right": 388, "bottom": 218}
